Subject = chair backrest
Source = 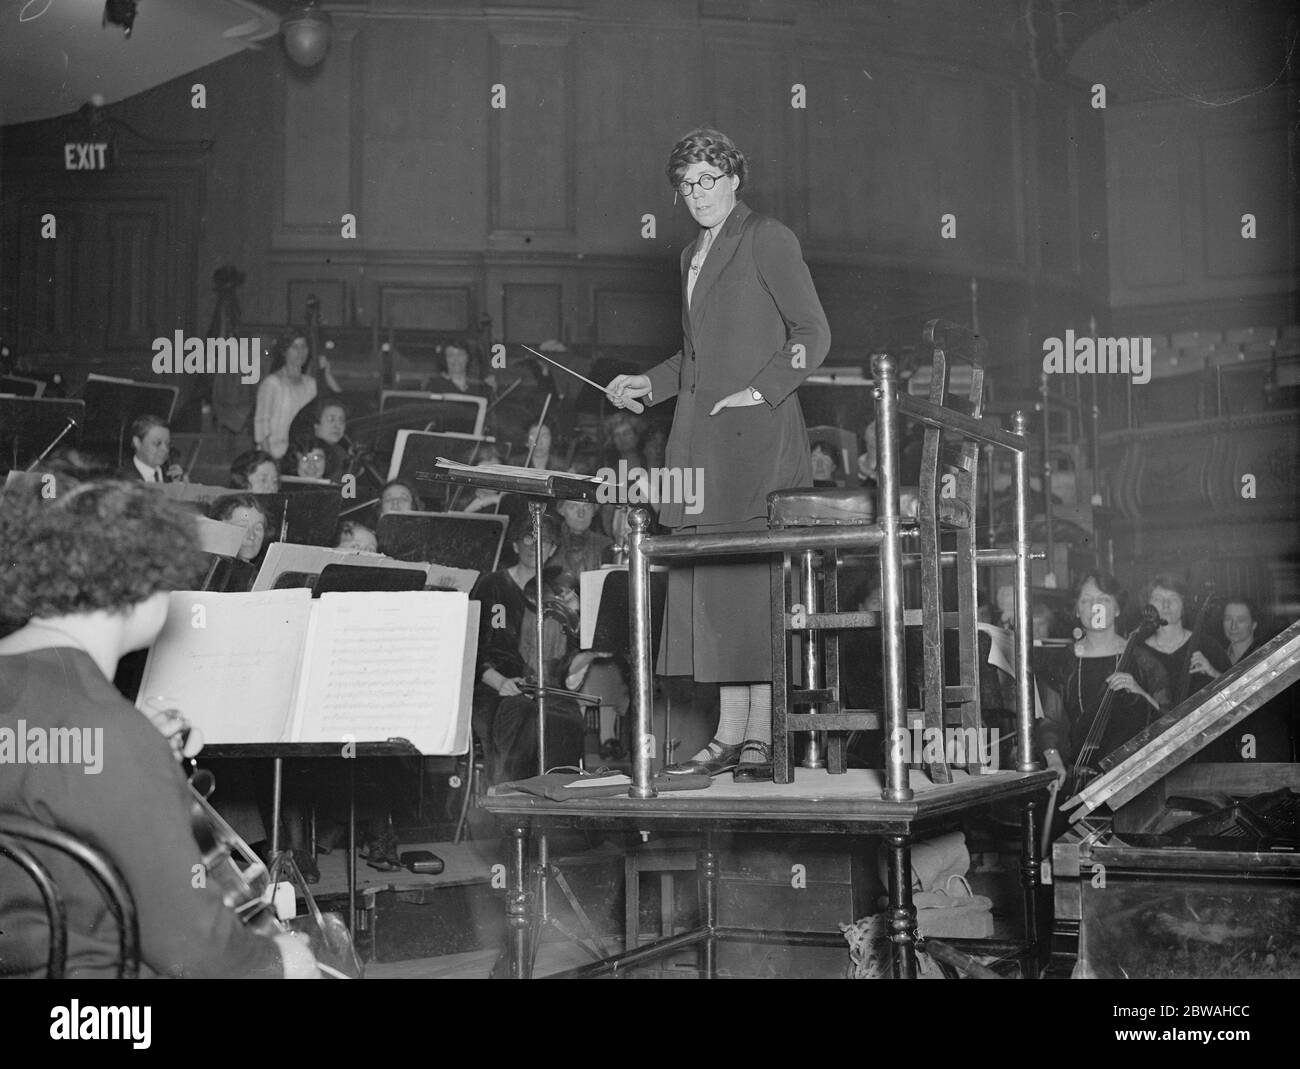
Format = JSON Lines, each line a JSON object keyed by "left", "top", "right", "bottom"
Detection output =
{"left": 914, "top": 319, "right": 988, "bottom": 781}
{"left": 0, "top": 812, "right": 140, "bottom": 979}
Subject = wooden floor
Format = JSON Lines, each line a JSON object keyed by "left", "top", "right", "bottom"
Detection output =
{"left": 362, "top": 940, "right": 624, "bottom": 979}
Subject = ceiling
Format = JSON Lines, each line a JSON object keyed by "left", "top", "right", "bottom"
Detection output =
{"left": 0, "top": 0, "right": 281, "bottom": 127}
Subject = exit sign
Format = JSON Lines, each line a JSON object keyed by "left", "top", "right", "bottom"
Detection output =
{"left": 64, "top": 143, "right": 110, "bottom": 171}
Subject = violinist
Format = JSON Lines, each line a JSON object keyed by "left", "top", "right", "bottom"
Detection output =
{"left": 1037, "top": 572, "right": 1169, "bottom": 788}
{"left": 0, "top": 473, "right": 316, "bottom": 977}
{"left": 121, "top": 414, "right": 185, "bottom": 484}
{"left": 470, "top": 514, "right": 587, "bottom": 783}
{"left": 1141, "top": 574, "right": 1228, "bottom": 706}
{"left": 310, "top": 398, "right": 350, "bottom": 482}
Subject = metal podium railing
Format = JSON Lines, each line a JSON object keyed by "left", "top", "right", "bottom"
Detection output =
{"left": 625, "top": 350, "right": 1040, "bottom": 801}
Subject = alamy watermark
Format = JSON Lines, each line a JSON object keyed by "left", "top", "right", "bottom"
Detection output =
{"left": 151, "top": 331, "right": 261, "bottom": 384}
{"left": 596, "top": 460, "right": 704, "bottom": 516}
{"left": 1042, "top": 330, "right": 1151, "bottom": 385}
{"left": 889, "top": 723, "right": 1000, "bottom": 771}
{"left": 0, "top": 722, "right": 104, "bottom": 774}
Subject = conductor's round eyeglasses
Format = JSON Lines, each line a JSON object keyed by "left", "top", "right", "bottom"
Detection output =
{"left": 676, "top": 173, "right": 727, "bottom": 197}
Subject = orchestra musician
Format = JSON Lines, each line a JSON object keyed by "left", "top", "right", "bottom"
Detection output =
{"left": 255, "top": 330, "right": 342, "bottom": 460}
{"left": 1037, "top": 572, "right": 1169, "bottom": 787}
{"left": 121, "top": 414, "right": 185, "bottom": 484}
{"left": 0, "top": 473, "right": 317, "bottom": 977}
{"left": 470, "top": 514, "right": 588, "bottom": 783}
{"left": 606, "top": 128, "right": 830, "bottom": 778}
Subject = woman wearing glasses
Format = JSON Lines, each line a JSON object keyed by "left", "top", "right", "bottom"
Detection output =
{"left": 606, "top": 129, "right": 830, "bottom": 778}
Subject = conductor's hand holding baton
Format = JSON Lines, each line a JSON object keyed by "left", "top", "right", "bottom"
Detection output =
{"left": 606, "top": 374, "right": 650, "bottom": 413}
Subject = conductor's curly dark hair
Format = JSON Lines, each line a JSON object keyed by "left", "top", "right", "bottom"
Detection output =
{"left": 0, "top": 477, "right": 207, "bottom": 622}
{"left": 666, "top": 128, "right": 748, "bottom": 192}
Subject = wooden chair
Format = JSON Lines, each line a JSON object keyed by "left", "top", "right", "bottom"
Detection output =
{"left": 769, "top": 320, "right": 990, "bottom": 784}
{"left": 0, "top": 812, "right": 140, "bottom": 978}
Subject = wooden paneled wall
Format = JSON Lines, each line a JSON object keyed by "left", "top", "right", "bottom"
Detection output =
{"left": 1, "top": 0, "right": 1107, "bottom": 386}
{"left": 1105, "top": 88, "right": 1297, "bottom": 335}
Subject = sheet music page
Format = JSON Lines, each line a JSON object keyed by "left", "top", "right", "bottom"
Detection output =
{"left": 976, "top": 623, "right": 1044, "bottom": 719}
{"left": 580, "top": 566, "right": 625, "bottom": 649}
{"left": 290, "top": 591, "right": 473, "bottom": 755}
{"left": 137, "top": 590, "right": 313, "bottom": 743}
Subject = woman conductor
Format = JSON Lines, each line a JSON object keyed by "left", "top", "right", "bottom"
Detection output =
{"left": 607, "top": 128, "right": 830, "bottom": 776}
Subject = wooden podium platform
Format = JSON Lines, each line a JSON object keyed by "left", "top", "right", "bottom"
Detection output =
{"left": 484, "top": 768, "right": 1055, "bottom": 978}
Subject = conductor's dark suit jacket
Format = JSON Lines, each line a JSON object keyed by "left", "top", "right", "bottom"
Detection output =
{"left": 644, "top": 200, "right": 830, "bottom": 529}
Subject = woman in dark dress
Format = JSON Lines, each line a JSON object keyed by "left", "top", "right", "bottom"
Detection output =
{"left": 0, "top": 475, "right": 316, "bottom": 977}
{"left": 1140, "top": 574, "right": 1229, "bottom": 707}
{"left": 1038, "top": 572, "right": 1169, "bottom": 788}
{"left": 1195, "top": 596, "right": 1294, "bottom": 762}
{"left": 606, "top": 128, "right": 830, "bottom": 777}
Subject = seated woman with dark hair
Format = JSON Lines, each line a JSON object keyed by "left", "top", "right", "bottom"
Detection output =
{"left": 229, "top": 449, "right": 280, "bottom": 494}
{"left": 0, "top": 478, "right": 317, "bottom": 977}
{"left": 1140, "top": 573, "right": 1229, "bottom": 707}
{"left": 282, "top": 438, "right": 332, "bottom": 484}
{"left": 1037, "top": 571, "right": 1169, "bottom": 789}
{"left": 426, "top": 340, "right": 490, "bottom": 399}
{"left": 1196, "top": 595, "right": 1294, "bottom": 763}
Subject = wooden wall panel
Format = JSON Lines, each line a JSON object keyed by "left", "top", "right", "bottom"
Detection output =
{"left": 577, "top": 23, "right": 701, "bottom": 255}
{"left": 594, "top": 289, "right": 681, "bottom": 348}
{"left": 1106, "top": 90, "right": 1294, "bottom": 313}
{"left": 381, "top": 286, "right": 472, "bottom": 331}
{"left": 704, "top": 38, "right": 796, "bottom": 228}
{"left": 503, "top": 282, "right": 562, "bottom": 342}
{"left": 490, "top": 31, "right": 573, "bottom": 236}
{"left": 105, "top": 209, "right": 160, "bottom": 347}
{"left": 280, "top": 32, "right": 355, "bottom": 236}
{"left": 360, "top": 22, "right": 487, "bottom": 250}
{"left": 1109, "top": 114, "right": 1187, "bottom": 290}
{"left": 1201, "top": 129, "right": 1290, "bottom": 280}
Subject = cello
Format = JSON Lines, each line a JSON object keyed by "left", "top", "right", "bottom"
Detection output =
{"left": 1062, "top": 604, "right": 1165, "bottom": 799}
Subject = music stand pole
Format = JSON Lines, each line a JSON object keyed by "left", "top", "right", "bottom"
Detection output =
{"left": 24, "top": 416, "right": 78, "bottom": 471}
{"left": 530, "top": 499, "right": 550, "bottom": 928}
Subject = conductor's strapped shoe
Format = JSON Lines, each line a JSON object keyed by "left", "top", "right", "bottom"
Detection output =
{"left": 662, "top": 738, "right": 743, "bottom": 777}
{"left": 732, "top": 740, "right": 773, "bottom": 783}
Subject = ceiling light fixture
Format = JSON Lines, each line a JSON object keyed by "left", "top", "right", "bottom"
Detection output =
{"left": 103, "top": 0, "right": 138, "bottom": 38}
{"left": 282, "top": 2, "right": 332, "bottom": 69}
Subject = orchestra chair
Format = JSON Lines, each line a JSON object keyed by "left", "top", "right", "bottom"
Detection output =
{"left": 769, "top": 320, "right": 989, "bottom": 783}
{"left": 0, "top": 812, "right": 141, "bottom": 979}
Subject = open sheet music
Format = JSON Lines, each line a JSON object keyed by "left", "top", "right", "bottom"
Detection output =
{"left": 138, "top": 589, "right": 478, "bottom": 755}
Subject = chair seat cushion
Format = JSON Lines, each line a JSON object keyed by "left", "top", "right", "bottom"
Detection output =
{"left": 768, "top": 487, "right": 875, "bottom": 527}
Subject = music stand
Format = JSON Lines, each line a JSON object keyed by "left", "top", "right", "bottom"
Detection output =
{"left": 376, "top": 510, "right": 509, "bottom": 572}
{"left": 427, "top": 458, "right": 609, "bottom": 966}
{"left": 388, "top": 430, "right": 494, "bottom": 509}
{"left": 80, "top": 375, "right": 179, "bottom": 465}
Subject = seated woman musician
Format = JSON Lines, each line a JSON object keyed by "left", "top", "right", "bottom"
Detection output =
{"left": 1037, "top": 571, "right": 1169, "bottom": 789}
{"left": 426, "top": 340, "right": 490, "bottom": 399}
{"left": 1195, "top": 595, "right": 1294, "bottom": 763}
{"left": 0, "top": 475, "right": 317, "bottom": 977}
{"left": 207, "top": 494, "right": 271, "bottom": 593}
{"left": 471, "top": 513, "right": 588, "bottom": 783}
{"left": 229, "top": 449, "right": 281, "bottom": 494}
{"left": 1140, "top": 574, "right": 1229, "bottom": 707}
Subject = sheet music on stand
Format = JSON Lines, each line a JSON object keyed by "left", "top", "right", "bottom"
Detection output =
{"left": 429, "top": 458, "right": 605, "bottom": 502}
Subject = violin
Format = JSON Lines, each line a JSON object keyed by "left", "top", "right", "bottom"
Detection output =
{"left": 518, "top": 573, "right": 581, "bottom": 689}
{"left": 186, "top": 770, "right": 281, "bottom": 936}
